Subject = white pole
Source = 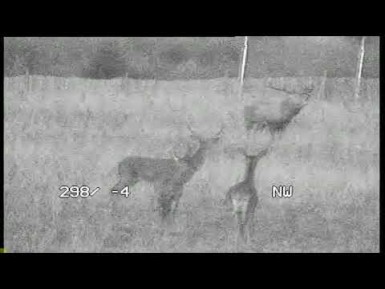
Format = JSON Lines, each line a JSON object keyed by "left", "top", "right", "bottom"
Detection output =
{"left": 354, "top": 36, "right": 366, "bottom": 100}
{"left": 239, "top": 36, "right": 249, "bottom": 98}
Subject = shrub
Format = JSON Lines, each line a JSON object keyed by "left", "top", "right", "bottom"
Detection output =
{"left": 82, "top": 40, "right": 126, "bottom": 79}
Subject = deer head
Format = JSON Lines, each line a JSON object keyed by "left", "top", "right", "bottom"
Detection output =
{"left": 186, "top": 115, "right": 224, "bottom": 146}
{"left": 169, "top": 115, "right": 224, "bottom": 165}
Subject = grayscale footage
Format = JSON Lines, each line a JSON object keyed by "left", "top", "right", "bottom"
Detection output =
{"left": 4, "top": 37, "right": 379, "bottom": 252}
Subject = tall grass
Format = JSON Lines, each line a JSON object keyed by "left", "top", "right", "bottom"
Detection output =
{"left": 4, "top": 76, "right": 379, "bottom": 252}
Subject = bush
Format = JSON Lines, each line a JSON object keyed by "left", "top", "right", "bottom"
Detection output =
{"left": 82, "top": 40, "right": 126, "bottom": 79}
{"left": 4, "top": 38, "right": 41, "bottom": 76}
{"left": 159, "top": 43, "right": 192, "bottom": 66}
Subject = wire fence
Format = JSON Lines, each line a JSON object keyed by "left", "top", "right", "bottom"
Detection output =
{"left": 4, "top": 75, "right": 379, "bottom": 102}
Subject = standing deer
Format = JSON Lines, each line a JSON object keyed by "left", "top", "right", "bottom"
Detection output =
{"left": 110, "top": 119, "right": 224, "bottom": 226}
{"left": 225, "top": 144, "right": 271, "bottom": 244}
{"left": 244, "top": 84, "right": 314, "bottom": 139}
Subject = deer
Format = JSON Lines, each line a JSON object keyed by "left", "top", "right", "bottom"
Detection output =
{"left": 225, "top": 141, "right": 272, "bottom": 245}
{"left": 110, "top": 118, "right": 224, "bottom": 227}
{"left": 244, "top": 84, "right": 314, "bottom": 140}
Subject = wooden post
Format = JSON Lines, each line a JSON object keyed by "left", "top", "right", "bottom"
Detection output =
{"left": 152, "top": 39, "right": 158, "bottom": 96}
{"left": 354, "top": 36, "right": 366, "bottom": 100}
{"left": 26, "top": 67, "right": 31, "bottom": 93}
{"left": 238, "top": 36, "right": 249, "bottom": 98}
{"left": 318, "top": 70, "right": 327, "bottom": 100}
{"left": 318, "top": 70, "right": 328, "bottom": 122}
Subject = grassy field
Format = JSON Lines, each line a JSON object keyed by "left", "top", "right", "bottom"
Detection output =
{"left": 4, "top": 76, "right": 379, "bottom": 252}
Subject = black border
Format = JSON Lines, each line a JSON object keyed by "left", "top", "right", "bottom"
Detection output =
{"left": 1, "top": 4, "right": 383, "bottom": 38}
{"left": 1, "top": 25, "right": 383, "bottom": 260}
{"left": 1, "top": 37, "right": 3, "bottom": 252}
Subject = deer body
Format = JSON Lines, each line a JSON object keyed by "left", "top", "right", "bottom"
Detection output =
{"left": 111, "top": 125, "right": 223, "bottom": 226}
{"left": 113, "top": 157, "right": 184, "bottom": 189}
{"left": 226, "top": 148, "right": 269, "bottom": 244}
{"left": 244, "top": 86, "right": 313, "bottom": 137}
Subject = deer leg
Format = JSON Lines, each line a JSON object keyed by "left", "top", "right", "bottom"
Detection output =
{"left": 246, "top": 199, "right": 258, "bottom": 242}
{"left": 109, "top": 175, "right": 138, "bottom": 219}
{"left": 157, "top": 186, "right": 174, "bottom": 227}
{"left": 247, "top": 211, "right": 255, "bottom": 241}
{"left": 224, "top": 191, "right": 232, "bottom": 208}
{"left": 242, "top": 210, "right": 255, "bottom": 244}
{"left": 157, "top": 195, "right": 168, "bottom": 225}
{"left": 170, "top": 187, "right": 183, "bottom": 226}
{"left": 235, "top": 211, "right": 247, "bottom": 245}
{"left": 241, "top": 220, "right": 249, "bottom": 244}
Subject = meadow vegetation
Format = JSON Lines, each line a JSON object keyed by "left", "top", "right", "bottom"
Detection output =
{"left": 4, "top": 76, "right": 379, "bottom": 252}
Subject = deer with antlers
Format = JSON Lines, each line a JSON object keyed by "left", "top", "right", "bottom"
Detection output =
{"left": 110, "top": 117, "right": 224, "bottom": 226}
{"left": 244, "top": 84, "right": 314, "bottom": 139}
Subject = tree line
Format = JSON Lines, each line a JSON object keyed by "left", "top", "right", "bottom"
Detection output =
{"left": 4, "top": 37, "right": 379, "bottom": 79}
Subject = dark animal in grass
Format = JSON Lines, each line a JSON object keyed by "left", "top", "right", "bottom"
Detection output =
{"left": 244, "top": 85, "right": 314, "bottom": 138}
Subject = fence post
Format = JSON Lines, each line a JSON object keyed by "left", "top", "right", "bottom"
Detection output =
{"left": 354, "top": 36, "right": 366, "bottom": 100}
{"left": 238, "top": 36, "right": 248, "bottom": 99}
{"left": 318, "top": 70, "right": 327, "bottom": 100}
{"left": 26, "top": 67, "right": 31, "bottom": 93}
